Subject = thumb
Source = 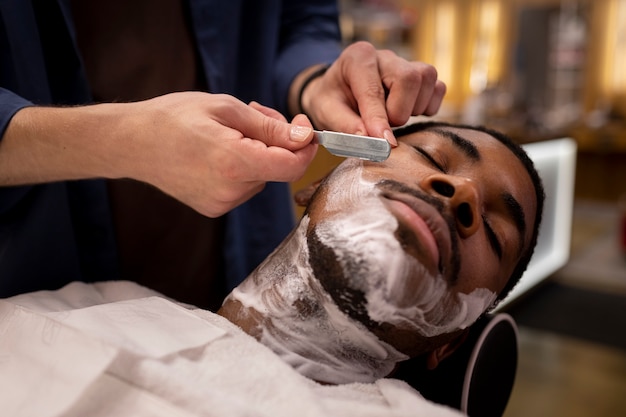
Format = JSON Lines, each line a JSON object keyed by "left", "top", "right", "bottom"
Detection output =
{"left": 248, "top": 101, "right": 287, "bottom": 122}
{"left": 240, "top": 105, "right": 314, "bottom": 151}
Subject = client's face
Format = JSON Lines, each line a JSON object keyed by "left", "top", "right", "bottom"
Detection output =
{"left": 304, "top": 126, "right": 537, "bottom": 355}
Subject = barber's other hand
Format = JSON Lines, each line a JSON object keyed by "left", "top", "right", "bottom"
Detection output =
{"left": 300, "top": 41, "right": 446, "bottom": 145}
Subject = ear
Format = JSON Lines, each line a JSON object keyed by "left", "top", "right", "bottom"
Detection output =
{"left": 293, "top": 177, "right": 325, "bottom": 207}
{"left": 425, "top": 329, "right": 471, "bottom": 370}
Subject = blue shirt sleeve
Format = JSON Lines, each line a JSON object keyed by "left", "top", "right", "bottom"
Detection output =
{"left": 0, "top": 88, "right": 34, "bottom": 212}
{"left": 0, "top": 88, "right": 32, "bottom": 139}
{"left": 273, "top": 0, "right": 343, "bottom": 116}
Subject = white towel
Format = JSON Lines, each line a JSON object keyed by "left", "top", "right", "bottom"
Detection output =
{"left": 1, "top": 281, "right": 465, "bottom": 417}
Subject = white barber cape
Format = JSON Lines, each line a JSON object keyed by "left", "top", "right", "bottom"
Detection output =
{"left": 0, "top": 281, "right": 464, "bottom": 417}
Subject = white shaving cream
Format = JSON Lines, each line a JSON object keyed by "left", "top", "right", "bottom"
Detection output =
{"left": 228, "top": 160, "right": 496, "bottom": 384}
{"left": 315, "top": 160, "right": 497, "bottom": 338}
{"left": 229, "top": 216, "right": 407, "bottom": 384}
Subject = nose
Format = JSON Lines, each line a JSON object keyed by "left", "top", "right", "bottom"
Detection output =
{"left": 420, "top": 174, "right": 481, "bottom": 238}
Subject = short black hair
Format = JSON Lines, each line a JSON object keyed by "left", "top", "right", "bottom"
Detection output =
{"left": 393, "top": 121, "right": 546, "bottom": 305}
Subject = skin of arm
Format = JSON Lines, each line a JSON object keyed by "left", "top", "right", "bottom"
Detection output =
{"left": 0, "top": 92, "right": 316, "bottom": 217}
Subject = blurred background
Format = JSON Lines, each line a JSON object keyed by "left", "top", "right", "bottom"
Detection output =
{"left": 292, "top": 0, "right": 626, "bottom": 415}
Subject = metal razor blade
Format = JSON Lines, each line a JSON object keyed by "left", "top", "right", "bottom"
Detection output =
{"left": 313, "top": 130, "right": 391, "bottom": 162}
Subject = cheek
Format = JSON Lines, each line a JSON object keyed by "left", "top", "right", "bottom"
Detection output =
{"left": 455, "top": 238, "right": 502, "bottom": 294}
{"left": 361, "top": 154, "right": 426, "bottom": 183}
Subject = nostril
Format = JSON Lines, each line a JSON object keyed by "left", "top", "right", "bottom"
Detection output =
{"left": 432, "top": 180, "right": 455, "bottom": 198}
{"left": 457, "top": 202, "right": 474, "bottom": 228}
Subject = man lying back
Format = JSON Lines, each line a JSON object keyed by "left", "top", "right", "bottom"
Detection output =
{"left": 218, "top": 120, "right": 545, "bottom": 384}
{"left": 1, "top": 121, "right": 544, "bottom": 416}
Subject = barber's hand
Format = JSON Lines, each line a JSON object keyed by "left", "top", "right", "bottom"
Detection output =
{"left": 0, "top": 92, "right": 317, "bottom": 217}
{"left": 300, "top": 41, "right": 446, "bottom": 145}
{"left": 128, "top": 93, "right": 317, "bottom": 217}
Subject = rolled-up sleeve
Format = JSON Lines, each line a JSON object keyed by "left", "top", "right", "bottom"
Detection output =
{"left": 0, "top": 88, "right": 31, "bottom": 139}
{"left": 0, "top": 88, "right": 34, "bottom": 213}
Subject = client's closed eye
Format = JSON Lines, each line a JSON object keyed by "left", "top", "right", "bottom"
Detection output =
{"left": 412, "top": 146, "right": 446, "bottom": 173}
{"left": 482, "top": 216, "right": 503, "bottom": 259}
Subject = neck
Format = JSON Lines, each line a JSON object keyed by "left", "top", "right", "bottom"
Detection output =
{"left": 218, "top": 217, "right": 408, "bottom": 384}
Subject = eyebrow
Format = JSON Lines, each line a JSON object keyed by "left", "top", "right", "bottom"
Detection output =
{"left": 430, "top": 128, "right": 480, "bottom": 161}
{"left": 429, "top": 127, "right": 527, "bottom": 252}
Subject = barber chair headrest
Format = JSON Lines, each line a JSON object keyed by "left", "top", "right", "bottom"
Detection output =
{"left": 394, "top": 313, "right": 518, "bottom": 417}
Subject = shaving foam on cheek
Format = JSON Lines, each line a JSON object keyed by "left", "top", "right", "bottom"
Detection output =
{"left": 227, "top": 215, "right": 407, "bottom": 384}
{"left": 226, "top": 159, "right": 496, "bottom": 384}
{"left": 318, "top": 159, "right": 367, "bottom": 214}
{"left": 314, "top": 166, "right": 497, "bottom": 338}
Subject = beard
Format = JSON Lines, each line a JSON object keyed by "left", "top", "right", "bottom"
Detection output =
{"left": 306, "top": 172, "right": 494, "bottom": 349}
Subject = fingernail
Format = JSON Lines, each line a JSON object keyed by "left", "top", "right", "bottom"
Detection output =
{"left": 290, "top": 125, "right": 312, "bottom": 142}
{"left": 384, "top": 129, "right": 398, "bottom": 147}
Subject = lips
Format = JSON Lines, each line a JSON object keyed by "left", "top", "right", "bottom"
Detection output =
{"left": 381, "top": 193, "right": 452, "bottom": 276}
